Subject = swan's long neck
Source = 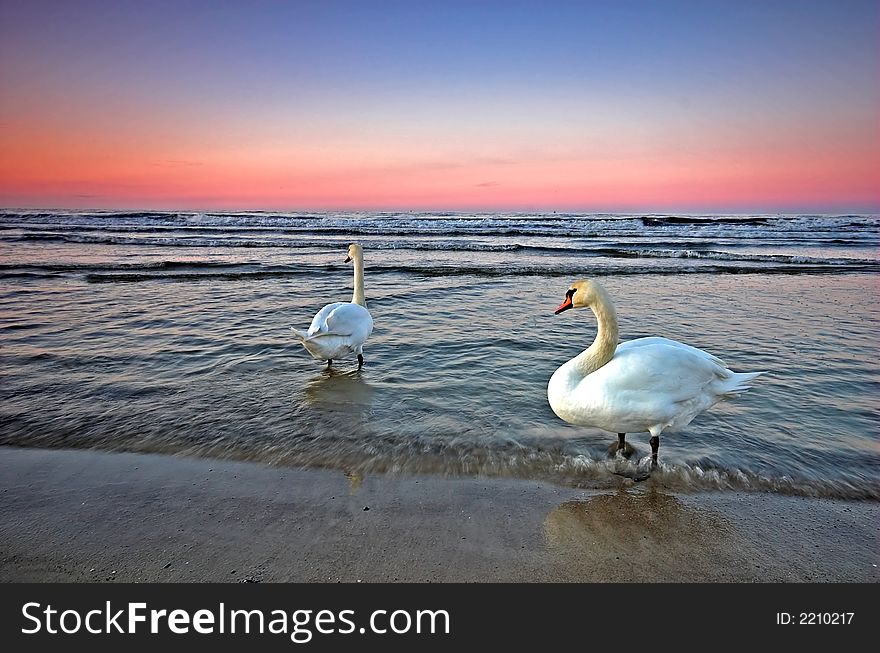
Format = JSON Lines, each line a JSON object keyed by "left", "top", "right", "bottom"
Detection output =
{"left": 572, "top": 287, "right": 618, "bottom": 376}
{"left": 351, "top": 253, "right": 366, "bottom": 308}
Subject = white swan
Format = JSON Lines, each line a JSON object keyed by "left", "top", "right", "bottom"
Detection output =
{"left": 547, "top": 279, "right": 764, "bottom": 465}
{"left": 291, "top": 243, "right": 374, "bottom": 369}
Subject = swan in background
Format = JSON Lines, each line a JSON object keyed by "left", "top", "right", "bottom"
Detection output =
{"left": 292, "top": 243, "right": 374, "bottom": 369}
{"left": 547, "top": 279, "right": 765, "bottom": 466}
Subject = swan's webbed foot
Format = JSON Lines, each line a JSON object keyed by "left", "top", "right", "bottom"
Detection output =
{"left": 608, "top": 433, "right": 635, "bottom": 458}
{"left": 649, "top": 435, "right": 660, "bottom": 468}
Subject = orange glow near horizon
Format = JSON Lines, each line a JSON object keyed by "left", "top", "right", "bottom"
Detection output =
{"left": 3, "top": 117, "right": 877, "bottom": 211}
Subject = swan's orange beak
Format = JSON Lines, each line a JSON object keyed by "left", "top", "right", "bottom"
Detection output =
{"left": 554, "top": 295, "right": 573, "bottom": 314}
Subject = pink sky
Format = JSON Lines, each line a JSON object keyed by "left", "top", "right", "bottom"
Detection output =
{"left": 2, "top": 1, "right": 878, "bottom": 212}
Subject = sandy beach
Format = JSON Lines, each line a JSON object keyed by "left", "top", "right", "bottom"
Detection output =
{"left": 1, "top": 446, "right": 876, "bottom": 583}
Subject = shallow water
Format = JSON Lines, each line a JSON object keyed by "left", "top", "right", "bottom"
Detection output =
{"left": 1, "top": 211, "right": 878, "bottom": 498}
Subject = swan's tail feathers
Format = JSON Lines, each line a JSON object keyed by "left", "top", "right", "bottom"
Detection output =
{"left": 719, "top": 370, "right": 767, "bottom": 399}
{"left": 290, "top": 327, "right": 307, "bottom": 342}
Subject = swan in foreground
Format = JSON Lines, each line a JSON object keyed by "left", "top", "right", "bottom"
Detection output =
{"left": 291, "top": 244, "right": 373, "bottom": 369}
{"left": 547, "top": 279, "right": 764, "bottom": 466}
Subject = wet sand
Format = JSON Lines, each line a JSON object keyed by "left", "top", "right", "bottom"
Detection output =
{"left": 0, "top": 447, "right": 877, "bottom": 582}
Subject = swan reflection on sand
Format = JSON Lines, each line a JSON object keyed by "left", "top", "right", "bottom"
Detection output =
{"left": 301, "top": 369, "right": 374, "bottom": 493}
{"left": 344, "top": 470, "right": 364, "bottom": 493}
{"left": 543, "top": 490, "right": 740, "bottom": 581}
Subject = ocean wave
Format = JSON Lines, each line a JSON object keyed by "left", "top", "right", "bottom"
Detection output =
{"left": 9, "top": 232, "right": 537, "bottom": 251}
{"left": 4, "top": 232, "right": 876, "bottom": 265}
{"left": 0, "top": 260, "right": 246, "bottom": 272}
{"left": 2, "top": 439, "right": 875, "bottom": 500}
{"left": 641, "top": 215, "right": 771, "bottom": 226}
{"left": 3, "top": 211, "right": 877, "bottom": 242}
{"left": 0, "top": 221, "right": 871, "bottom": 246}
{"left": 610, "top": 248, "right": 871, "bottom": 265}
{"left": 3, "top": 254, "right": 877, "bottom": 284}
{"left": 72, "top": 261, "right": 880, "bottom": 283}
{"left": 549, "top": 454, "right": 879, "bottom": 500}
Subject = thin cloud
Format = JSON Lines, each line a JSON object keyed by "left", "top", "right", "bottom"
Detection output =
{"left": 476, "top": 157, "right": 517, "bottom": 166}
{"left": 152, "top": 160, "right": 204, "bottom": 168}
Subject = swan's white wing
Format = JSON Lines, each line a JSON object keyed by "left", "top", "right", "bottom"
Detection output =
{"left": 303, "top": 302, "right": 373, "bottom": 342}
{"left": 306, "top": 302, "right": 349, "bottom": 336}
{"left": 617, "top": 336, "right": 726, "bottom": 367}
{"left": 317, "top": 303, "right": 372, "bottom": 338}
{"left": 565, "top": 341, "right": 732, "bottom": 434}
{"left": 293, "top": 302, "right": 374, "bottom": 361}
{"left": 302, "top": 302, "right": 371, "bottom": 337}
{"left": 605, "top": 343, "right": 725, "bottom": 401}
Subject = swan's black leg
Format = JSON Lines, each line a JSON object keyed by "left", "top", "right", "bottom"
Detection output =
{"left": 649, "top": 435, "right": 659, "bottom": 467}
{"left": 609, "top": 432, "right": 632, "bottom": 458}
{"left": 326, "top": 359, "right": 332, "bottom": 368}
{"left": 357, "top": 354, "right": 364, "bottom": 369}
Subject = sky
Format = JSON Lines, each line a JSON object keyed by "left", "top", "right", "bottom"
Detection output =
{"left": 1, "top": 0, "right": 878, "bottom": 212}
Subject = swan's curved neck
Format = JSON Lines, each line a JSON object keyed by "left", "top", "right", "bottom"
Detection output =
{"left": 573, "top": 287, "right": 618, "bottom": 376}
{"left": 351, "top": 253, "right": 366, "bottom": 308}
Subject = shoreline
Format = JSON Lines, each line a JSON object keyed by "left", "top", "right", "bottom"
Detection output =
{"left": 1, "top": 446, "right": 877, "bottom": 582}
